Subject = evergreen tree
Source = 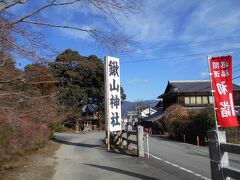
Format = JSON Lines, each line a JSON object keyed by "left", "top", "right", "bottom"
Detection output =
{"left": 50, "top": 49, "right": 104, "bottom": 114}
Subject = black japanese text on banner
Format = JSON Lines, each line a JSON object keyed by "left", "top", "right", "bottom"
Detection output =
{"left": 105, "top": 56, "right": 122, "bottom": 132}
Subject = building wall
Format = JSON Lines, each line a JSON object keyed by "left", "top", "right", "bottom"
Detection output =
{"left": 163, "top": 91, "right": 240, "bottom": 109}
{"left": 181, "top": 95, "right": 212, "bottom": 107}
{"left": 234, "top": 91, "right": 240, "bottom": 106}
{"left": 163, "top": 95, "right": 177, "bottom": 109}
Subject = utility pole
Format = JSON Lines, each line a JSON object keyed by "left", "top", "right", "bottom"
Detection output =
{"left": 137, "top": 105, "right": 141, "bottom": 125}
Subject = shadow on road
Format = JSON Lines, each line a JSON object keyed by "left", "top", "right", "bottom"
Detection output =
{"left": 84, "top": 164, "right": 161, "bottom": 180}
{"left": 107, "top": 146, "right": 137, "bottom": 157}
{"left": 187, "top": 152, "right": 209, "bottom": 158}
{"left": 150, "top": 135, "right": 173, "bottom": 142}
{"left": 52, "top": 137, "right": 101, "bottom": 148}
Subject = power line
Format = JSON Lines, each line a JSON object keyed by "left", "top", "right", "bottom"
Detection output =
{"left": 133, "top": 42, "right": 240, "bottom": 56}
{"left": 233, "top": 75, "right": 240, "bottom": 80}
{"left": 233, "top": 65, "right": 240, "bottom": 72}
{"left": 121, "top": 47, "right": 240, "bottom": 64}
{"left": 125, "top": 35, "right": 240, "bottom": 54}
{"left": 159, "top": 61, "right": 240, "bottom": 94}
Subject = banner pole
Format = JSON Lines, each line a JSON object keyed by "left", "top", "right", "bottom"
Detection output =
{"left": 104, "top": 57, "right": 110, "bottom": 150}
{"left": 208, "top": 56, "right": 219, "bottom": 133}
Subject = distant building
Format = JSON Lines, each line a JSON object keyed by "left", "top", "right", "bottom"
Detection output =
{"left": 140, "top": 107, "right": 157, "bottom": 118}
{"left": 141, "top": 80, "right": 240, "bottom": 133}
{"left": 141, "top": 108, "right": 165, "bottom": 134}
{"left": 122, "top": 111, "right": 138, "bottom": 127}
{"left": 158, "top": 80, "right": 240, "bottom": 112}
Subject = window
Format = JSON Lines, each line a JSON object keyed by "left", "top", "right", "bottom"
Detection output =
{"left": 209, "top": 96, "right": 214, "bottom": 104}
{"left": 202, "top": 96, "right": 208, "bottom": 104}
{"left": 185, "top": 97, "right": 190, "bottom": 104}
{"left": 190, "top": 97, "right": 196, "bottom": 104}
{"left": 196, "top": 96, "right": 202, "bottom": 104}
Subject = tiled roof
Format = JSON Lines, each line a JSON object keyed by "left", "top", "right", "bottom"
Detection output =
{"left": 169, "top": 80, "right": 240, "bottom": 92}
{"left": 159, "top": 80, "right": 240, "bottom": 98}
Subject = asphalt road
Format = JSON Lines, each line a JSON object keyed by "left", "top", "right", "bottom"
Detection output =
{"left": 141, "top": 135, "right": 240, "bottom": 180}
{"left": 52, "top": 132, "right": 208, "bottom": 180}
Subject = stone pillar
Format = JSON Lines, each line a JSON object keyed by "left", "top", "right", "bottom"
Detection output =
{"left": 137, "top": 125, "right": 144, "bottom": 157}
{"left": 75, "top": 121, "right": 80, "bottom": 133}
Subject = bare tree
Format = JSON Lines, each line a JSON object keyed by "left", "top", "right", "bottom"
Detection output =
{"left": 0, "top": 0, "right": 138, "bottom": 63}
{"left": 0, "top": 1, "right": 138, "bottom": 159}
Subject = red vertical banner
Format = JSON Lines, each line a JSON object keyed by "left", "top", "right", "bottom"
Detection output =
{"left": 209, "top": 55, "right": 238, "bottom": 127}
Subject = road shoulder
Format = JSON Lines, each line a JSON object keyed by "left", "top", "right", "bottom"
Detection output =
{"left": 0, "top": 140, "right": 59, "bottom": 180}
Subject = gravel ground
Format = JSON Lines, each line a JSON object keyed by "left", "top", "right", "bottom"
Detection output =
{"left": 0, "top": 141, "right": 59, "bottom": 180}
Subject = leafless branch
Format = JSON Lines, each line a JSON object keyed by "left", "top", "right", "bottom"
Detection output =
{"left": 0, "top": 76, "right": 22, "bottom": 83}
{"left": 17, "top": 103, "right": 56, "bottom": 116}
{"left": 87, "top": 0, "right": 138, "bottom": 15}
{"left": 20, "top": 20, "right": 97, "bottom": 33}
{"left": 9, "top": 27, "right": 48, "bottom": 49}
{"left": 8, "top": 0, "right": 85, "bottom": 25}
{"left": 0, "top": 34, "right": 49, "bottom": 62}
{"left": 26, "top": 80, "right": 59, "bottom": 85}
{"left": 19, "top": 20, "right": 132, "bottom": 52}
{"left": 0, "top": 57, "right": 6, "bottom": 66}
{"left": 0, "top": 0, "right": 138, "bottom": 61}
{"left": 91, "top": 30, "right": 133, "bottom": 53}
{"left": 2, "top": 36, "right": 33, "bottom": 54}
{"left": 0, "top": 0, "right": 28, "bottom": 12}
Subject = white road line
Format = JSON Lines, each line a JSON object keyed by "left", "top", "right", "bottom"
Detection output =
{"left": 131, "top": 146, "right": 211, "bottom": 180}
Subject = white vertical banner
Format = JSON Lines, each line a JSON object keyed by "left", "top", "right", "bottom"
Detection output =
{"left": 104, "top": 56, "right": 122, "bottom": 132}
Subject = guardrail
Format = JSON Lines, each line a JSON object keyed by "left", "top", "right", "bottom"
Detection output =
{"left": 208, "top": 129, "right": 240, "bottom": 180}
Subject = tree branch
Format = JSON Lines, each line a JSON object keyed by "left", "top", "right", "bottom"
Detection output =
{"left": 1, "top": 0, "right": 137, "bottom": 56}
{"left": 7, "top": 0, "right": 84, "bottom": 25}
{"left": 0, "top": 0, "right": 28, "bottom": 12}
{"left": 1, "top": 35, "right": 47, "bottom": 61}
{"left": 26, "top": 80, "right": 59, "bottom": 85}
{"left": 88, "top": 0, "right": 138, "bottom": 16}
{"left": 18, "top": 20, "right": 131, "bottom": 52}
{"left": 0, "top": 76, "right": 22, "bottom": 83}
{"left": 17, "top": 103, "right": 56, "bottom": 116}
{"left": 0, "top": 57, "right": 6, "bottom": 67}
{"left": 20, "top": 20, "right": 97, "bottom": 33}
{"left": 0, "top": 92, "right": 53, "bottom": 100}
{"left": 9, "top": 27, "right": 47, "bottom": 49}
{"left": 1, "top": 35, "right": 32, "bottom": 54}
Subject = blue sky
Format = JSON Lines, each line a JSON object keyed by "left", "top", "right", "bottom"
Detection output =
{"left": 8, "top": 0, "right": 240, "bottom": 101}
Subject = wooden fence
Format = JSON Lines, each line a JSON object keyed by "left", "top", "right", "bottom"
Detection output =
{"left": 208, "top": 129, "right": 240, "bottom": 180}
{"left": 111, "top": 125, "right": 144, "bottom": 157}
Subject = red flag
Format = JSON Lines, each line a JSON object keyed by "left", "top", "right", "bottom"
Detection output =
{"left": 209, "top": 55, "right": 238, "bottom": 127}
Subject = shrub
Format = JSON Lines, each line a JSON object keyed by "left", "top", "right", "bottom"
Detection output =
{"left": 188, "top": 108, "right": 215, "bottom": 145}
{"left": 0, "top": 120, "right": 13, "bottom": 160}
{"left": 6, "top": 120, "right": 51, "bottom": 155}
{"left": 162, "top": 105, "right": 216, "bottom": 145}
{"left": 224, "top": 127, "right": 240, "bottom": 144}
{"left": 48, "top": 122, "right": 67, "bottom": 133}
{"left": 0, "top": 117, "right": 51, "bottom": 165}
{"left": 163, "top": 104, "right": 190, "bottom": 139}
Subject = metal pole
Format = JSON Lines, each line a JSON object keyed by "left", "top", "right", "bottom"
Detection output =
{"left": 146, "top": 134, "right": 150, "bottom": 158}
{"left": 107, "top": 127, "right": 110, "bottom": 150}
{"left": 208, "top": 56, "right": 227, "bottom": 179}
{"left": 197, "top": 136, "right": 200, "bottom": 146}
{"left": 207, "top": 56, "right": 219, "bottom": 133}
